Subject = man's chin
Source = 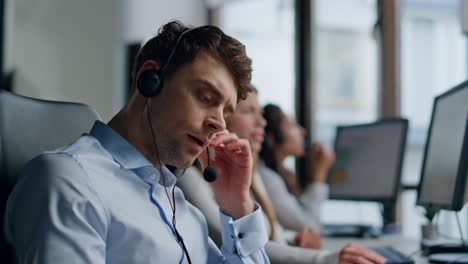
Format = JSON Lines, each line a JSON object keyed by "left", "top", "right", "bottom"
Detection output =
{"left": 170, "top": 155, "right": 198, "bottom": 169}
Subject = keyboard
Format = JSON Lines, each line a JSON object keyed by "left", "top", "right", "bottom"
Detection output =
{"left": 371, "top": 247, "right": 414, "bottom": 264}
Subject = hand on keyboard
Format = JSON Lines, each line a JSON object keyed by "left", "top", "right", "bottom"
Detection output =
{"left": 371, "top": 247, "right": 415, "bottom": 264}
{"left": 338, "top": 243, "right": 387, "bottom": 264}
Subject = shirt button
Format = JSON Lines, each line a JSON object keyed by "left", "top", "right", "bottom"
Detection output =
{"left": 150, "top": 174, "right": 157, "bottom": 180}
{"left": 238, "top": 232, "right": 245, "bottom": 239}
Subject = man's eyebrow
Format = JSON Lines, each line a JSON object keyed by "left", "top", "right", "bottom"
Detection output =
{"left": 194, "top": 79, "right": 222, "bottom": 98}
{"left": 194, "top": 79, "right": 236, "bottom": 114}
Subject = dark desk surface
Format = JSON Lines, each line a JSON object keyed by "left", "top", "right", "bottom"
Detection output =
{"left": 323, "top": 234, "right": 428, "bottom": 264}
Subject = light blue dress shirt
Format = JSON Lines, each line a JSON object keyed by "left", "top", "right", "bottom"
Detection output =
{"left": 5, "top": 121, "right": 270, "bottom": 263}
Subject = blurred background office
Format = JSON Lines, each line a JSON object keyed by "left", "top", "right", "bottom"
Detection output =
{"left": 1, "top": 0, "right": 468, "bottom": 241}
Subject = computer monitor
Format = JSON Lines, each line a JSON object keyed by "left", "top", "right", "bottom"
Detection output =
{"left": 328, "top": 119, "right": 408, "bottom": 203}
{"left": 417, "top": 80, "right": 468, "bottom": 211}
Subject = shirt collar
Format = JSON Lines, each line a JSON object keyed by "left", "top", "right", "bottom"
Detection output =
{"left": 88, "top": 121, "right": 177, "bottom": 187}
{"left": 89, "top": 121, "right": 152, "bottom": 169}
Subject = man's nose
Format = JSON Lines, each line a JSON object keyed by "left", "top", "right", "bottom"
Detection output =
{"left": 204, "top": 111, "right": 226, "bottom": 134}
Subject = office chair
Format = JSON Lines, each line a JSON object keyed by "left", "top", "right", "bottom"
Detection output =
{"left": 0, "top": 90, "right": 101, "bottom": 263}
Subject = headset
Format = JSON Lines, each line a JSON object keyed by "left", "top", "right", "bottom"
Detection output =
{"left": 262, "top": 130, "right": 284, "bottom": 151}
{"left": 137, "top": 27, "right": 217, "bottom": 183}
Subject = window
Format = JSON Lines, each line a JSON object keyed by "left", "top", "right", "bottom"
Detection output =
{"left": 401, "top": 0, "right": 467, "bottom": 238}
{"left": 314, "top": 0, "right": 378, "bottom": 146}
{"left": 219, "top": 0, "right": 296, "bottom": 116}
{"left": 314, "top": 0, "right": 381, "bottom": 227}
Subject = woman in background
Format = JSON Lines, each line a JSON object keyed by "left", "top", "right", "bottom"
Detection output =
{"left": 177, "top": 89, "right": 385, "bottom": 264}
{"left": 258, "top": 104, "right": 335, "bottom": 231}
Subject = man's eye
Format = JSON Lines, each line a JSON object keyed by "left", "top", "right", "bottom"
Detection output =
{"left": 201, "top": 95, "right": 210, "bottom": 104}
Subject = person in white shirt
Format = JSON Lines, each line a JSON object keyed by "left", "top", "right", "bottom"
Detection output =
{"left": 5, "top": 21, "right": 270, "bottom": 263}
{"left": 259, "top": 104, "right": 334, "bottom": 230}
{"left": 178, "top": 90, "right": 386, "bottom": 264}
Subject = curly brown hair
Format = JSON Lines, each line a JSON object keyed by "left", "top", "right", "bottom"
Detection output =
{"left": 131, "top": 21, "right": 253, "bottom": 101}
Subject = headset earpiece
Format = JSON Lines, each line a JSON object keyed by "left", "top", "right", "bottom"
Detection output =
{"left": 262, "top": 137, "right": 273, "bottom": 151}
{"left": 137, "top": 28, "right": 196, "bottom": 99}
{"left": 274, "top": 131, "right": 284, "bottom": 144}
{"left": 137, "top": 69, "right": 162, "bottom": 98}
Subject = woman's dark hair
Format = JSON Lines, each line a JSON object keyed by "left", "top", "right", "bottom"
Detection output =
{"left": 259, "top": 104, "right": 285, "bottom": 172}
{"left": 131, "top": 21, "right": 253, "bottom": 101}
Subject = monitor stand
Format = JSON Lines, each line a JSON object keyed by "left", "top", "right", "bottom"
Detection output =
{"left": 381, "top": 201, "right": 399, "bottom": 234}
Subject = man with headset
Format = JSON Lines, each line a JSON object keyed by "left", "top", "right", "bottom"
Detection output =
{"left": 4, "top": 21, "right": 270, "bottom": 263}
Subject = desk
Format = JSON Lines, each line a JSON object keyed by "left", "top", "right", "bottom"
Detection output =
{"left": 323, "top": 235, "right": 429, "bottom": 263}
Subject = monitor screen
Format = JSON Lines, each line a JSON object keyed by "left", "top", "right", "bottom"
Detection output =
{"left": 417, "top": 81, "right": 468, "bottom": 211}
{"left": 328, "top": 119, "right": 408, "bottom": 202}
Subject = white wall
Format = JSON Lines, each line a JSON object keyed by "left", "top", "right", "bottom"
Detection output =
{"left": 10, "top": 0, "right": 207, "bottom": 122}
{"left": 12, "top": 0, "right": 126, "bottom": 122}
{"left": 126, "top": 0, "right": 207, "bottom": 43}
{"left": 3, "top": 0, "right": 15, "bottom": 73}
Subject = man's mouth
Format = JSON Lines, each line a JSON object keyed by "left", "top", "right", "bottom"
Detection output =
{"left": 188, "top": 134, "right": 206, "bottom": 148}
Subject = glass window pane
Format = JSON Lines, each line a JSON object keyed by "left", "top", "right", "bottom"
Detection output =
{"left": 401, "top": 0, "right": 467, "bottom": 185}
{"left": 401, "top": 0, "right": 467, "bottom": 238}
{"left": 314, "top": 0, "right": 378, "bottom": 147}
{"left": 219, "top": 0, "right": 296, "bottom": 116}
{"left": 314, "top": 0, "right": 381, "bottom": 226}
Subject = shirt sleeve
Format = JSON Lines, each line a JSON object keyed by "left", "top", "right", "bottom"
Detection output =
{"left": 4, "top": 153, "right": 109, "bottom": 264}
{"left": 299, "top": 183, "right": 329, "bottom": 227}
{"left": 207, "top": 204, "right": 270, "bottom": 264}
{"left": 258, "top": 165, "right": 321, "bottom": 231}
{"left": 265, "top": 240, "right": 339, "bottom": 264}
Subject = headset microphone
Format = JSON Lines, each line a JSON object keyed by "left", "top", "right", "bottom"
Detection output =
{"left": 203, "top": 148, "right": 218, "bottom": 182}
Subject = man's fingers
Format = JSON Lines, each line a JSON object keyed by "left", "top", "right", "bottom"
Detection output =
{"left": 211, "top": 133, "right": 251, "bottom": 157}
{"left": 210, "top": 130, "right": 229, "bottom": 144}
{"left": 225, "top": 141, "right": 242, "bottom": 152}
{"left": 212, "top": 130, "right": 229, "bottom": 138}
{"left": 224, "top": 139, "right": 250, "bottom": 154}
{"left": 210, "top": 133, "right": 239, "bottom": 147}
